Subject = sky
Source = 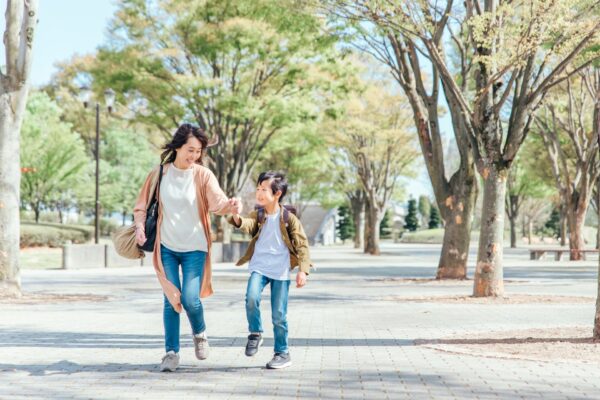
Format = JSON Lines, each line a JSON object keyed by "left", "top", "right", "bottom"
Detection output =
{"left": 1, "top": 0, "right": 118, "bottom": 86}
{"left": 1, "top": 0, "right": 435, "bottom": 199}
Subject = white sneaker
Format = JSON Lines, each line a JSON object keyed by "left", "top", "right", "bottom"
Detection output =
{"left": 193, "top": 331, "right": 209, "bottom": 360}
{"left": 160, "top": 351, "right": 180, "bottom": 372}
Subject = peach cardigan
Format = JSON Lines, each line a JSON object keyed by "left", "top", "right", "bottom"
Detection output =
{"left": 133, "top": 163, "right": 233, "bottom": 313}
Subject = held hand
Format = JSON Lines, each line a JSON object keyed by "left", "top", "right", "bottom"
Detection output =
{"left": 135, "top": 226, "right": 147, "bottom": 246}
{"left": 296, "top": 271, "right": 307, "bottom": 288}
{"left": 229, "top": 197, "right": 243, "bottom": 215}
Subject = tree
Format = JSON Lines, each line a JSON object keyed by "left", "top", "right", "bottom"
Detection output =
{"left": 101, "top": 129, "right": 158, "bottom": 224}
{"left": 418, "top": 195, "right": 431, "bottom": 229}
{"left": 79, "top": 0, "right": 347, "bottom": 242}
{"left": 593, "top": 77, "right": 600, "bottom": 338}
{"left": 329, "top": 2, "right": 479, "bottom": 280}
{"left": 379, "top": 209, "right": 392, "bottom": 239}
{"left": 505, "top": 141, "right": 554, "bottom": 248}
{"left": 336, "top": 204, "right": 354, "bottom": 244}
{"left": 535, "top": 68, "right": 600, "bottom": 259}
{"left": 20, "top": 92, "right": 90, "bottom": 223}
{"left": 349, "top": 0, "right": 600, "bottom": 296}
{"left": 0, "top": 0, "right": 39, "bottom": 296}
{"left": 544, "top": 208, "right": 561, "bottom": 239}
{"left": 429, "top": 206, "right": 441, "bottom": 229}
{"left": 327, "top": 81, "right": 419, "bottom": 255}
{"left": 404, "top": 199, "right": 419, "bottom": 232}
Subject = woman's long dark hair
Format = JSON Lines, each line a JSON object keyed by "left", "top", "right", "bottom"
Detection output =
{"left": 160, "top": 123, "right": 209, "bottom": 165}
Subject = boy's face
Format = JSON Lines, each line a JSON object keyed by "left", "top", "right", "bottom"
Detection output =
{"left": 256, "top": 179, "right": 281, "bottom": 206}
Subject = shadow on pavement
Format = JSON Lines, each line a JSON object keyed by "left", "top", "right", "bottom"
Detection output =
{"left": 0, "top": 330, "right": 414, "bottom": 349}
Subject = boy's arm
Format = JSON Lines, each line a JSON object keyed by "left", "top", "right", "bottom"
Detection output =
{"left": 289, "top": 216, "right": 311, "bottom": 275}
{"left": 227, "top": 210, "right": 259, "bottom": 235}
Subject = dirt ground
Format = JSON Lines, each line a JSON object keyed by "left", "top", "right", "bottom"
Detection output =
{"left": 416, "top": 326, "right": 600, "bottom": 363}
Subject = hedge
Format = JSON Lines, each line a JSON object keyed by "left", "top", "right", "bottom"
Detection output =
{"left": 21, "top": 222, "right": 94, "bottom": 248}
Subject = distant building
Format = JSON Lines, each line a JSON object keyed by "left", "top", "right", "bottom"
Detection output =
{"left": 299, "top": 204, "right": 337, "bottom": 246}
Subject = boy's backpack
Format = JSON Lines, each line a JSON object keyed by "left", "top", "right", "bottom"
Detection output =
{"left": 254, "top": 204, "right": 297, "bottom": 240}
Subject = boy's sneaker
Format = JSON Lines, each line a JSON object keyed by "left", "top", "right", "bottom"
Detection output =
{"left": 266, "top": 352, "right": 292, "bottom": 369}
{"left": 245, "top": 333, "right": 263, "bottom": 357}
{"left": 160, "top": 351, "right": 180, "bottom": 372}
{"left": 193, "top": 332, "right": 209, "bottom": 360}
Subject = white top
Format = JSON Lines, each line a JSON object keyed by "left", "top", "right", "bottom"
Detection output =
{"left": 160, "top": 164, "right": 208, "bottom": 252}
{"left": 248, "top": 209, "right": 291, "bottom": 281}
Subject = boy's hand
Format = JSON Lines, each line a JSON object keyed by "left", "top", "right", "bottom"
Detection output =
{"left": 296, "top": 271, "right": 307, "bottom": 288}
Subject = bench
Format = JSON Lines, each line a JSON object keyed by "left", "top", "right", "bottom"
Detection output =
{"left": 529, "top": 248, "right": 599, "bottom": 261}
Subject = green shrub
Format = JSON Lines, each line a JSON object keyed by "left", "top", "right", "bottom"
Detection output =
{"left": 20, "top": 222, "right": 93, "bottom": 248}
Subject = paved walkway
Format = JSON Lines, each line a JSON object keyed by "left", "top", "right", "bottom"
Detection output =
{"left": 1, "top": 243, "right": 599, "bottom": 399}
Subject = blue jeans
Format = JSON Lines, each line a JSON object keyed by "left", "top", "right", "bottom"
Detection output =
{"left": 161, "top": 244, "right": 207, "bottom": 353}
{"left": 245, "top": 272, "right": 291, "bottom": 354}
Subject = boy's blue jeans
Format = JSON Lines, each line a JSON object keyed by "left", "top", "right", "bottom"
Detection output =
{"left": 161, "top": 244, "right": 207, "bottom": 353}
{"left": 245, "top": 272, "right": 291, "bottom": 354}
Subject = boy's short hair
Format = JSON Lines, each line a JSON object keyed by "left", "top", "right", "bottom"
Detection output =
{"left": 257, "top": 171, "right": 288, "bottom": 203}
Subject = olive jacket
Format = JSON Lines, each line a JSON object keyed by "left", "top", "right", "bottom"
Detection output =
{"left": 227, "top": 208, "right": 312, "bottom": 275}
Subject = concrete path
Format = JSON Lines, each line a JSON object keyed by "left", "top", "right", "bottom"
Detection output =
{"left": 1, "top": 243, "right": 599, "bottom": 399}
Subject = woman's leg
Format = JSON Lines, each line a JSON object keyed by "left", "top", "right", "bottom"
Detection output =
{"left": 270, "top": 279, "right": 291, "bottom": 354}
{"left": 160, "top": 244, "right": 182, "bottom": 353}
{"left": 245, "top": 272, "right": 269, "bottom": 334}
{"left": 179, "top": 250, "right": 207, "bottom": 334}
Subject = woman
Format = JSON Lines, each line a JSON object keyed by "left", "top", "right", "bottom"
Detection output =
{"left": 133, "top": 123, "right": 242, "bottom": 372}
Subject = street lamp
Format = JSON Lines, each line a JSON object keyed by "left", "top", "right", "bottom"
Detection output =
{"left": 78, "top": 86, "right": 115, "bottom": 244}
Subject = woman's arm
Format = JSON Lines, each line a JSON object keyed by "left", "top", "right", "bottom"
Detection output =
{"left": 133, "top": 167, "right": 159, "bottom": 229}
{"left": 204, "top": 169, "right": 235, "bottom": 215}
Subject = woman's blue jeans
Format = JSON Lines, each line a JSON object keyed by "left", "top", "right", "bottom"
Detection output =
{"left": 245, "top": 272, "right": 291, "bottom": 354}
{"left": 161, "top": 244, "right": 206, "bottom": 353}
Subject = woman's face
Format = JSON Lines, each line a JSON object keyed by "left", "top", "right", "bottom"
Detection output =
{"left": 175, "top": 135, "right": 203, "bottom": 169}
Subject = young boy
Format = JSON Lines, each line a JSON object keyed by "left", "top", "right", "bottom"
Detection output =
{"left": 228, "top": 171, "right": 312, "bottom": 369}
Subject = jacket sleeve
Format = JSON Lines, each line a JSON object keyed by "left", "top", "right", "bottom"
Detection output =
{"left": 133, "top": 167, "right": 158, "bottom": 229}
{"left": 227, "top": 210, "right": 259, "bottom": 235}
{"left": 289, "top": 215, "right": 311, "bottom": 275}
{"left": 204, "top": 169, "right": 233, "bottom": 215}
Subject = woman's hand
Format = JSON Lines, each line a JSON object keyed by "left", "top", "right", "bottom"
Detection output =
{"left": 135, "top": 225, "right": 147, "bottom": 246}
{"left": 228, "top": 197, "right": 243, "bottom": 215}
{"left": 296, "top": 271, "right": 307, "bottom": 288}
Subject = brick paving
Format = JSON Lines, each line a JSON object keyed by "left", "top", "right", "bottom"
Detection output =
{"left": 0, "top": 243, "right": 599, "bottom": 399}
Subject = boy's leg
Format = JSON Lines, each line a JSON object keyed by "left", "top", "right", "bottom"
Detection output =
{"left": 160, "top": 245, "right": 182, "bottom": 354}
{"left": 245, "top": 272, "right": 268, "bottom": 356}
{"left": 270, "top": 279, "right": 291, "bottom": 354}
{"left": 180, "top": 250, "right": 207, "bottom": 334}
{"left": 245, "top": 272, "right": 268, "bottom": 333}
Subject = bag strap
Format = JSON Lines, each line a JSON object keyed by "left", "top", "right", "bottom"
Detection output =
{"left": 150, "top": 164, "right": 163, "bottom": 204}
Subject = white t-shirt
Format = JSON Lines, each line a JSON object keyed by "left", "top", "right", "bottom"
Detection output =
{"left": 160, "top": 164, "right": 208, "bottom": 252}
{"left": 248, "top": 209, "right": 291, "bottom": 281}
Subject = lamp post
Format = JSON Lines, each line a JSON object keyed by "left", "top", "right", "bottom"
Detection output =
{"left": 78, "top": 86, "right": 115, "bottom": 244}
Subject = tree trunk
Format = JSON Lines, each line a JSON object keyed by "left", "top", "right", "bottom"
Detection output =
{"left": 567, "top": 209, "right": 587, "bottom": 261}
{"left": 528, "top": 219, "right": 533, "bottom": 245}
{"left": 0, "top": 90, "right": 28, "bottom": 297}
{"left": 349, "top": 195, "right": 365, "bottom": 249}
{"left": 214, "top": 215, "right": 232, "bottom": 244}
{"left": 34, "top": 206, "right": 39, "bottom": 224}
{"left": 363, "top": 199, "right": 381, "bottom": 255}
{"left": 559, "top": 203, "right": 567, "bottom": 247}
{"left": 509, "top": 215, "right": 517, "bottom": 248}
{"left": 122, "top": 210, "right": 127, "bottom": 226}
{"left": 436, "top": 178, "right": 477, "bottom": 279}
{"left": 473, "top": 166, "right": 507, "bottom": 297}
{"left": 594, "top": 248, "right": 600, "bottom": 338}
